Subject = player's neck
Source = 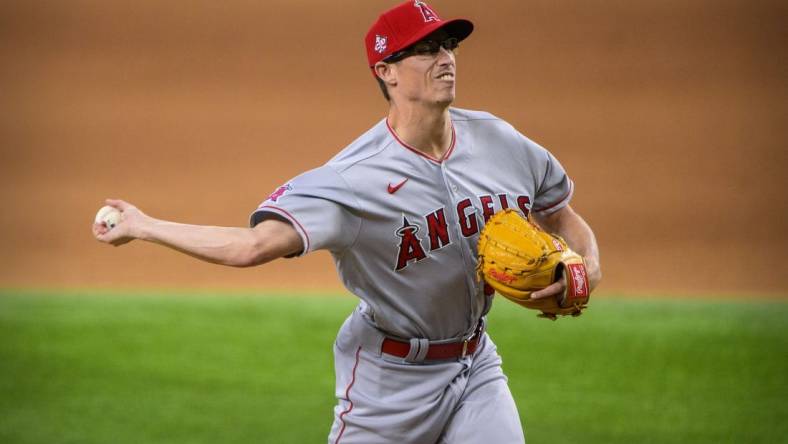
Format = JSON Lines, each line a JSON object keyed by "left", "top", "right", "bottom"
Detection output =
{"left": 387, "top": 103, "right": 452, "bottom": 160}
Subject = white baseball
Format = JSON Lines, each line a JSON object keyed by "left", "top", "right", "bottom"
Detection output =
{"left": 94, "top": 205, "right": 122, "bottom": 230}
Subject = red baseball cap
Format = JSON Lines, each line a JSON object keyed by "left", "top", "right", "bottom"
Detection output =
{"left": 365, "top": 1, "right": 474, "bottom": 68}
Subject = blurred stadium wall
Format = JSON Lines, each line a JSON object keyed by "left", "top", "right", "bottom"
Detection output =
{"left": 0, "top": 0, "right": 785, "bottom": 296}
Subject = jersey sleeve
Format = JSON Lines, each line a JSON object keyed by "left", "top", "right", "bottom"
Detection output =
{"left": 520, "top": 135, "right": 574, "bottom": 215}
{"left": 249, "top": 165, "right": 362, "bottom": 256}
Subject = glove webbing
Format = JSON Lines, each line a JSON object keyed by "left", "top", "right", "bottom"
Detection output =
{"left": 483, "top": 236, "right": 548, "bottom": 269}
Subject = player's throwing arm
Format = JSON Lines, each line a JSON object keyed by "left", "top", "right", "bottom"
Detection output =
{"left": 92, "top": 199, "right": 303, "bottom": 266}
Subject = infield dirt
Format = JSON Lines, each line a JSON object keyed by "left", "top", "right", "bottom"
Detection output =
{"left": 1, "top": 0, "right": 786, "bottom": 295}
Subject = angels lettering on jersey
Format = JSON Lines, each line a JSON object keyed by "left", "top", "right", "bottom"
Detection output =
{"left": 393, "top": 193, "right": 532, "bottom": 271}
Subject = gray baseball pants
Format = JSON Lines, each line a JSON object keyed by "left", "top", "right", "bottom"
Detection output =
{"left": 327, "top": 310, "right": 526, "bottom": 444}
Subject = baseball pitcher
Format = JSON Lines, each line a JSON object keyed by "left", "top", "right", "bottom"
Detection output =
{"left": 93, "top": 2, "right": 602, "bottom": 443}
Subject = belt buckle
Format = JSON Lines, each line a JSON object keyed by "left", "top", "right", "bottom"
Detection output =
{"left": 460, "top": 320, "right": 483, "bottom": 358}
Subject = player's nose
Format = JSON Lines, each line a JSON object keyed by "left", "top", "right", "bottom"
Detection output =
{"left": 436, "top": 47, "right": 455, "bottom": 66}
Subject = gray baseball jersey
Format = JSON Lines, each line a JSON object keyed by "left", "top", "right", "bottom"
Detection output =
{"left": 251, "top": 107, "right": 572, "bottom": 340}
{"left": 250, "top": 107, "right": 572, "bottom": 443}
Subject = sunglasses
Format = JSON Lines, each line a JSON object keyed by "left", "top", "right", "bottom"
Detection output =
{"left": 384, "top": 37, "right": 460, "bottom": 63}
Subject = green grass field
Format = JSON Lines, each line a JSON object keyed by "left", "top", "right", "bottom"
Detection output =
{"left": 1, "top": 290, "right": 786, "bottom": 444}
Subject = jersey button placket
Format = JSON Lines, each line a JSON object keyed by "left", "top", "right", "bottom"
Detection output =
{"left": 440, "top": 162, "right": 477, "bottom": 331}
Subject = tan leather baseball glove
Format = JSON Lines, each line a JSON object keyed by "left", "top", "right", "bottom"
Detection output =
{"left": 477, "top": 209, "right": 590, "bottom": 320}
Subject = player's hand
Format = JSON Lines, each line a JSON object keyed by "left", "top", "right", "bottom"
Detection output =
{"left": 530, "top": 278, "right": 566, "bottom": 300}
{"left": 530, "top": 256, "right": 601, "bottom": 300}
{"left": 92, "top": 199, "right": 149, "bottom": 247}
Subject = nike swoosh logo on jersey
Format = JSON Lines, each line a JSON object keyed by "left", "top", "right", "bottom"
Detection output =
{"left": 387, "top": 178, "right": 409, "bottom": 194}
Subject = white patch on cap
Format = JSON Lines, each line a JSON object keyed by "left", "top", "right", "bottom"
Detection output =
{"left": 375, "top": 35, "right": 388, "bottom": 54}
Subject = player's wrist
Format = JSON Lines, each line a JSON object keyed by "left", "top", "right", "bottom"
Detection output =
{"left": 132, "top": 214, "right": 157, "bottom": 242}
{"left": 583, "top": 256, "right": 601, "bottom": 291}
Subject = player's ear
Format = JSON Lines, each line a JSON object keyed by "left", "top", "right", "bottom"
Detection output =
{"left": 374, "top": 62, "right": 397, "bottom": 87}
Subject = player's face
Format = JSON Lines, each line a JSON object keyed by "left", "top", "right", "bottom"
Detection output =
{"left": 388, "top": 31, "right": 458, "bottom": 107}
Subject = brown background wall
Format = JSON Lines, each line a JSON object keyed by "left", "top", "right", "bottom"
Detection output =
{"left": 1, "top": 0, "right": 786, "bottom": 296}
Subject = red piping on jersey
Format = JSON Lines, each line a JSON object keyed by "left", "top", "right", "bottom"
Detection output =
{"left": 334, "top": 346, "right": 362, "bottom": 444}
{"left": 386, "top": 119, "right": 457, "bottom": 163}
{"left": 533, "top": 180, "right": 574, "bottom": 213}
{"left": 256, "top": 205, "right": 311, "bottom": 253}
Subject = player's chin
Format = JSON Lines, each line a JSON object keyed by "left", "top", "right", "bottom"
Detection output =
{"left": 432, "top": 91, "right": 455, "bottom": 107}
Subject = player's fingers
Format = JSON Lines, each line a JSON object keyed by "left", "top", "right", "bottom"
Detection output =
{"left": 105, "top": 198, "right": 131, "bottom": 211}
{"left": 96, "top": 228, "right": 131, "bottom": 246}
{"left": 95, "top": 231, "right": 117, "bottom": 244}
{"left": 92, "top": 222, "right": 108, "bottom": 237}
{"left": 531, "top": 281, "right": 564, "bottom": 299}
{"left": 95, "top": 232, "right": 111, "bottom": 243}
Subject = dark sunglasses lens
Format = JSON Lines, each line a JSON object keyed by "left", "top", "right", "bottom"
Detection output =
{"left": 388, "top": 37, "right": 460, "bottom": 61}
{"left": 412, "top": 41, "right": 438, "bottom": 55}
{"left": 414, "top": 38, "right": 459, "bottom": 55}
{"left": 442, "top": 38, "right": 459, "bottom": 51}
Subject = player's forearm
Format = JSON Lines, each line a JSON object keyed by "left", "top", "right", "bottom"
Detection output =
{"left": 536, "top": 206, "right": 602, "bottom": 289}
{"left": 558, "top": 213, "right": 599, "bottom": 266}
{"left": 93, "top": 200, "right": 303, "bottom": 266}
{"left": 136, "top": 218, "right": 266, "bottom": 267}
{"left": 562, "top": 216, "right": 601, "bottom": 289}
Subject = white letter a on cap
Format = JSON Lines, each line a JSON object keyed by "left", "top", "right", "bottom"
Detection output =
{"left": 414, "top": 1, "right": 440, "bottom": 22}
